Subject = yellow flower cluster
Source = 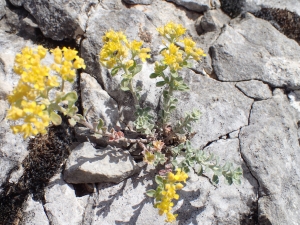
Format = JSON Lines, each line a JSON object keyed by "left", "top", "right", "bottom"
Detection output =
{"left": 157, "top": 22, "right": 186, "bottom": 42}
{"left": 156, "top": 169, "right": 188, "bottom": 222}
{"left": 51, "top": 47, "right": 86, "bottom": 82}
{"left": 7, "top": 46, "right": 85, "bottom": 138}
{"left": 99, "top": 30, "right": 150, "bottom": 69}
{"left": 156, "top": 22, "right": 206, "bottom": 72}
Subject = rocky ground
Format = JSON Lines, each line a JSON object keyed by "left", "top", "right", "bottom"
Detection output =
{"left": 0, "top": 0, "right": 300, "bottom": 224}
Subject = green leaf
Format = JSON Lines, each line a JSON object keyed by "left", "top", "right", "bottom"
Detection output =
{"left": 68, "top": 118, "right": 77, "bottom": 127}
{"left": 111, "top": 66, "right": 120, "bottom": 76}
{"left": 150, "top": 73, "right": 160, "bottom": 78}
{"left": 50, "top": 111, "right": 62, "bottom": 126}
{"left": 63, "top": 91, "right": 78, "bottom": 106}
{"left": 130, "top": 64, "right": 142, "bottom": 76}
{"left": 66, "top": 106, "right": 78, "bottom": 117}
{"left": 97, "top": 118, "right": 104, "bottom": 130}
{"left": 156, "top": 81, "right": 165, "bottom": 87}
{"left": 212, "top": 175, "right": 219, "bottom": 185}
{"left": 146, "top": 189, "right": 156, "bottom": 198}
{"left": 120, "top": 79, "right": 130, "bottom": 91}
{"left": 155, "top": 175, "right": 164, "bottom": 186}
{"left": 197, "top": 165, "right": 203, "bottom": 176}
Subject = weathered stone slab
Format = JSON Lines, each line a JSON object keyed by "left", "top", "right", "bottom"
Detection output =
{"left": 21, "top": 195, "right": 49, "bottom": 225}
{"left": 64, "top": 142, "right": 139, "bottom": 184}
{"left": 9, "top": 0, "right": 98, "bottom": 40}
{"left": 166, "top": 0, "right": 210, "bottom": 12}
{"left": 240, "top": 89, "right": 300, "bottom": 224}
{"left": 211, "top": 13, "right": 300, "bottom": 89}
{"left": 44, "top": 173, "right": 88, "bottom": 225}
{"left": 123, "top": 0, "right": 153, "bottom": 5}
{"left": 236, "top": 80, "right": 272, "bottom": 100}
{"left": 171, "top": 69, "right": 253, "bottom": 149}
{"left": 80, "top": 73, "right": 120, "bottom": 129}
{"left": 244, "top": 0, "right": 300, "bottom": 16}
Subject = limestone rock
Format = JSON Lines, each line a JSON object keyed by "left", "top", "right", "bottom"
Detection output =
{"left": 171, "top": 69, "right": 253, "bottom": 149}
{"left": 166, "top": 0, "right": 210, "bottom": 13}
{"left": 80, "top": 73, "right": 120, "bottom": 129}
{"left": 195, "top": 8, "right": 230, "bottom": 35}
{"left": 211, "top": 13, "right": 300, "bottom": 89}
{"left": 239, "top": 89, "right": 300, "bottom": 224}
{"left": 288, "top": 90, "right": 300, "bottom": 117}
{"left": 90, "top": 137, "right": 258, "bottom": 224}
{"left": 0, "top": 0, "right": 6, "bottom": 19}
{"left": 44, "top": 173, "right": 88, "bottom": 225}
{"left": 123, "top": 0, "right": 153, "bottom": 5}
{"left": 243, "top": 0, "right": 300, "bottom": 17}
{"left": 236, "top": 80, "right": 272, "bottom": 100}
{"left": 64, "top": 142, "right": 139, "bottom": 184}
{"left": 10, "top": 0, "right": 98, "bottom": 40}
{"left": 21, "top": 195, "right": 49, "bottom": 225}
{"left": 0, "top": 31, "right": 32, "bottom": 191}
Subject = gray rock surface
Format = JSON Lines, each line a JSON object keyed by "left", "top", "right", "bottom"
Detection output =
{"left": 87, "top": 137, "right": 258, "bottom": 224}
{"left": 44, "top": 173, "right": 88, "bottom": 225}
{"left": 80, "top": 73, "right": 120, "bottom": 129}
{"left": 21, "top": 195, "right": 49, "bottom": 225}
{"left": 123, "top": 0, "right": 153, "bottom": 5}
{"left": 244, "top": 0, "right": 300, "bottom": 16}
{"left": 195, "top": 8, "right": 230, "bottom": 35}
{"left": 0, "top": 0, "right": 5, "bottom": 19}
{"left": 211, "top": 13, "right": 300, "bottom": 89}
{"left": 10, "top": 0, "right": 98, "bottom": 40}
{"left": 0, "top": 31, "right": 32, "bottom": 191}
{"left": 64, "top": 142, "right": 139, "bottom": 184}
{"left": 167, "top": 0, "right": 210, "bottom": 12}
{"left": 240, "top": 89, "right": 300, "bottom": 224}
{"left": 171, "top": 69, "right": 253, "bottom": 149}
{"left": 236, "top": 80, "right": 272, "bottom": 100}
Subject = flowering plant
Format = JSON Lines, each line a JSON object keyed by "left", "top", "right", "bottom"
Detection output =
{"left": 99, "top": 22, "right": 242, "bottom": 222}
{"left": 6, "top": 22, "right": 242, "bottom": 223}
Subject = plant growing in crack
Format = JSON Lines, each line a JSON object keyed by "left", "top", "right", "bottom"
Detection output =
{"left": 99, "top": 22, "right": 243, "bottom": 222}
{"left": 6, "top": 22, "right": 243, "bottom": 223}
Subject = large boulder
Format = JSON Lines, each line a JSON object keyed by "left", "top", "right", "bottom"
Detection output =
{"left": 64, "top": 142, "right": 139, "bottom": 184}
{"left": 171, "top": 69, "right": 253, "bottom": 149}
{"left": 240, "top": 89, "right": 300, "bottom": 224}
{"left": 9, "top": 0, "right": 98, "bottom": 40}
{"left": 211, "top": 13, "right": 300, "bottom": 89}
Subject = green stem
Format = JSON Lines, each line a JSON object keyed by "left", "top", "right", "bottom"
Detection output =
{"left": 121, "top": 65, "right": 139, "bottom": 107}
{"left": 162, "top": 76, "right": 174, "bottom": 127}
{"left": 61, "top": 80, "right": 65, "bottom": 92}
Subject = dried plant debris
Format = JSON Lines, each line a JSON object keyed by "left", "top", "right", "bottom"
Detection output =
{"left": 254, "top": 8, "right": 300, "bottom": 45}
{"left": 0, "top": 119, "right": 75, "bottom": 225}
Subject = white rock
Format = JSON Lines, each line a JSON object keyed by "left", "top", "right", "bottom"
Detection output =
{"left": 80, "top": 73, "right": 120, "bottom": 129}
{"left": 64, "top": 142, "right": 139, "bottom": 184}
{"left": 236, "top": 80, "right": 272, "bottom": 100}
{"left": 21, "top": 195, "right": 49, "bottom": 225}
{"left": 44, "top": 173, "right": 87, "bottom": 225}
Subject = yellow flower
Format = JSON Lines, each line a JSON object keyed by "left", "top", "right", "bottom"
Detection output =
{"left": 73, "top": 56, "right": 86, "bottom": 69}
{"left": 127, "top": 40, "right": 143, "bottom": 52}
{"left": 139, "top": 48, "right": 151, "bottom": 62}
{"left": 37, "top": 45, "right": 47, "bottom": 59}
{"left": 6, "top": 106, "right": 25, "bottom": 120}
{"left": 62, "top": 47, "right": 78, "bottom": 61}
{"left": 166, "top": 212, "right": 177, "bottom": 222}
{"left": 161, "top": 43, "right": 183, "bottom": 71}
{"left": 157, "top": 22, "right": 186, "bottom": 41}
{"left": 143, "top": 150, "right": 155, "bottom": 164}
{"left": 125, "top": 60, "right": 134, "bottom": 69}
{"left": 51, "top": 47, "right": 63, "bottom": 64}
